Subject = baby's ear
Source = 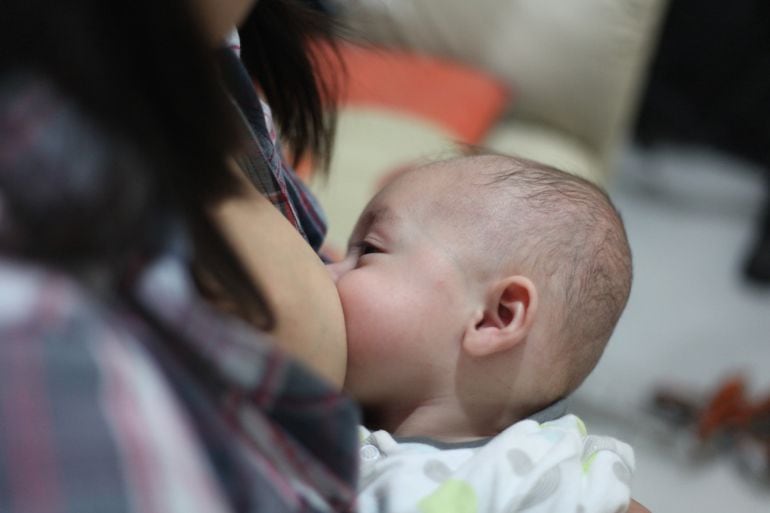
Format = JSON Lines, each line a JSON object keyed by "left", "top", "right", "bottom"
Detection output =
{"left": 462, "top": 275, "right": 538, "bottom": 358}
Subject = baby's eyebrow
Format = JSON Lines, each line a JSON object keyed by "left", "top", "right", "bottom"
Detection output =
{"left": 365, "top": 206, "right": 398, "bottom": 226}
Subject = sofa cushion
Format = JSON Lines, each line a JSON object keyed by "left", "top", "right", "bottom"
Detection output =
{"left": 338, "top": 0, "right": 667, "bottom": 165}
{"left": 315, "top": 42, "right": 510, "bottom": 143}
{"left": 483, "top": 120, "right": 605, "bottom": 185}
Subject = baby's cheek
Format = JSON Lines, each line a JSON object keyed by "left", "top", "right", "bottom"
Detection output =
{"left": 337, "top": 278, "right": 389, "bottom": 399}
{"left": 338, "top": 274, "right": 404, "bottom": 362}
{"left": 346, "top": 309, "right": 387, "bottom": 358}
{"left": 336, "top": 275, "right": 381, "bottom": 350}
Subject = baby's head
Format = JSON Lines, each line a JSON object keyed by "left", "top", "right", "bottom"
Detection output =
{"left": 327, "top": 155, "right": 632, "bottom": 434}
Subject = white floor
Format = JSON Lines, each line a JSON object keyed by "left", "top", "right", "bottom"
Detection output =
{"left": 572, "top": 145, "right": 770, "bottom": 512}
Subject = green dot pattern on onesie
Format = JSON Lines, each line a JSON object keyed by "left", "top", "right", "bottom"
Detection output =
{"left": 582, "top": 452, "right": 599, "bottom": 474}
{"left": 418, "top": 479, "right": 478, "bottom": 513}
{"left": 576, "top": 417, "right": 588, "bottom": 437}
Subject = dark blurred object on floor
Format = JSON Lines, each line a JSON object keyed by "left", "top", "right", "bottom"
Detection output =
{"left": 634, "top": 0, "right": 770, "bottom": 285}
{"left": 744, "top": 184, "right": 770, "bottom": 284}
{"left": 651, "top": 375, "right": 770, "bottom": 486}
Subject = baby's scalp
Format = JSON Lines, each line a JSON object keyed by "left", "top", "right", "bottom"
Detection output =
{"left": 408, "top": 154, "right": 633, "bottom": 396}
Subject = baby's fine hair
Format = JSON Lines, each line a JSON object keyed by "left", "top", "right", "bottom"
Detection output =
{"left": 470, "top": 154, "right": 633, "bottom": 395}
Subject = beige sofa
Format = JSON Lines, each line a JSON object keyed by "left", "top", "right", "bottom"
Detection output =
{"left": 313, "top": 0, "right": 668, "bottom": 249}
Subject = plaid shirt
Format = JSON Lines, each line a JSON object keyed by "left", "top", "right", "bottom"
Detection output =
{"left": 218, "top": 43, "right": 328, "bottom": 253}
{"left": 0, "top": 76, "right": 358, "bottom": 512}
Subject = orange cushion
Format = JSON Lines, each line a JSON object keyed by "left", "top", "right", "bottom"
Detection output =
{"left": 315, "top": 42, "right": 511, "bottom": 144}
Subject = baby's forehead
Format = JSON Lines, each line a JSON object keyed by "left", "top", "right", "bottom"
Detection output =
{"left": 385, "top": 162, "right": 527, "bottom": 233}
{"left": 377, "top": 168, "right": 471, "bottom": 224}
{"left": 380, "top": 164, "right": 513, "bottom": 243}
{"left": 385, "top": 160, "right": 487, "bottom": 200}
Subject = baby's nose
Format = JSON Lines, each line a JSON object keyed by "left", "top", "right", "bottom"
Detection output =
{"left": 325, "top": 260, "right": 345, "bottom": 283}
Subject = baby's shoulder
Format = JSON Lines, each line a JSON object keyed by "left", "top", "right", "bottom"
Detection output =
{"left": 486, "top": 414, "right": 635, "bottom": 476}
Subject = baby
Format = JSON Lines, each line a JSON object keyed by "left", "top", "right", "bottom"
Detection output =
{"left": 327, "top": 154, "right": 635, "bottom": 513}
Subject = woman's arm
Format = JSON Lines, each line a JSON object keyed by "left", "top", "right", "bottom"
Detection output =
{"left": 211, "top": 168, "right": 347, "bottom": 387}
{"left": 628, "top": 499, "right": 651, "bottom": 513}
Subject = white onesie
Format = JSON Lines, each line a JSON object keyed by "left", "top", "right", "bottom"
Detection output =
{"left": 357, "top": 415, "right": 634, "bottom": 513}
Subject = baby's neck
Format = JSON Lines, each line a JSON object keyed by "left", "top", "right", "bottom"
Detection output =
{"left": 364, "top": 396, "right": 522, "bottom": 442}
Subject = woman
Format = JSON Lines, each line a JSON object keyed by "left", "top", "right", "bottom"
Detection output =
{"left": 0, "top": 0, "right": 355, "bottom": 511}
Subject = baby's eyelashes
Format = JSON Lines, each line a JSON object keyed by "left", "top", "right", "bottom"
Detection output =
{"left": 358, "top": 241, "right": 383, "bottom": 255}
{"left": 348, "top": 238, "right": 384, "bottom": 256}
{"left": 345, "top": 240, "right": 385, "bottom": 267}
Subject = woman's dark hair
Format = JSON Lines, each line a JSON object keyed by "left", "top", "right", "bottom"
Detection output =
{"left": 0, "top": 0, "right": 274, "bottom": 326}
{"left": 240, "top": 0, "right": 342, "bottom": 171}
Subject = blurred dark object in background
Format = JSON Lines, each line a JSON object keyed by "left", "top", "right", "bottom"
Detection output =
{"left": 634, "top": 0, "right": 770, "bottom": 285}
{"left": 746, "top": 194, "right": 770, "bottom": 283}
{"left": 651, "top": 375, "right": 770, "bottom": 486}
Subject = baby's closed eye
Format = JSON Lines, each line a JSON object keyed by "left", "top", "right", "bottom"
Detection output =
{"left": 358, "top": 241, "right": 383, "bottom": 255}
